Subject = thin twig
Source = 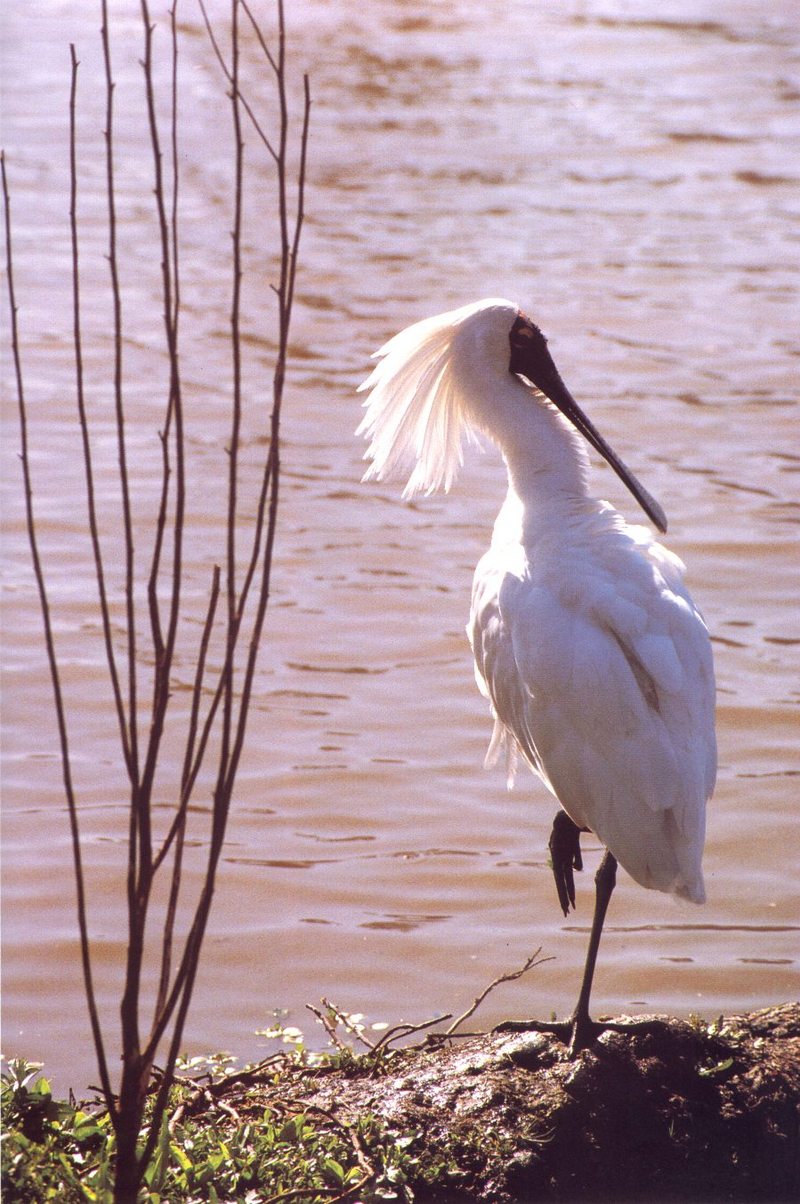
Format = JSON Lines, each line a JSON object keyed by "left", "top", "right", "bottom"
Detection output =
{"left": 101, "top": 10, "right": 147, "bottom": 1129}
{"left": 9, "top": 1, "right": 311, "bottom": 1195}
{"left": 302, "top": 1101, "right": 374, "bottom": 1175}
{"left": 241, "top": 0, "right": 279, "bottom": 76}
{"left": 218, "top": 0, "right": 245, "bottom": 799}
{"left": 204, "top": 1052, "right": 286, "bottom": 1092}
{"left": 371, "top": 1012, "right": 453, "bottom": 1054}
{"left": 225, "top": 68, "right": 310, "bottom": 648}
{"left": 220, "top": 59, "right": 311, "bottom": 806}
{"left": 305, "top": 1003, "right": 352, "bottom": 1054}
{"left": 444, "top": 948, "right": 553, "bottom": 1036}
{"left": 3, "top": 141, "right": 114, "bottom": 1110}
{"left": 68, "top": 41, "right": 133, "bottom": 782}
{"left": 138, "top": 0, "right": 185, "bottom": 872}
{"left": 100, "top": 0, "right": 139, "bottom": 793}
{"left": 153, "top": 0, "right": 193, "bottom": 1016}
{"left": 320, "top": 999, "right": 377, "bottom": 1051}
{"left": 152, "top": 564, "right": 221, "bottom": 877}
{"left": 198, "top": 0, "right": 280, "bottom": 160}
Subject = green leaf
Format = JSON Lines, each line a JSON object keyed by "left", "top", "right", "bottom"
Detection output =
{"left": 321, "top": 1156, "right": 345, "bottom": 1185}
{"left": 698, "top": 1056, "right": 734, "bottom": 1077}
{"left": 279, "top": 1114, "right": 306, "bottom": 1143}
{"left": 171, "top": 1141, "right": 193, "bottom": 1172}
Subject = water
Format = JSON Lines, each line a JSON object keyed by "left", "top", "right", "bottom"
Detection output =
{"left": 2, "top": 0, "right": 798, "bottom": 1096}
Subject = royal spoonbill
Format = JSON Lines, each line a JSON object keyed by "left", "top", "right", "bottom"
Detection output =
{"left": 357, "top": 298, "right": 716, "bottom": 1054}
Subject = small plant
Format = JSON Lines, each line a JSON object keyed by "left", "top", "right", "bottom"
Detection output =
{"left": 1, "top": 1055, "right": 417, "bottom": 1203}
{"left": 2, "top": 955, "right": 556, "bottom": 1201}
{"left": 1, "top": 1058, "right": 114, "bottom": 1202}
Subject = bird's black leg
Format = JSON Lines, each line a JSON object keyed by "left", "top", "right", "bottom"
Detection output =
{"left": 566, "top": 849, "right": 616, "bottom": 1054}
{"left": 495, "top": 848, "right": 621, "bottom": 1056}
{"left": 548, "top": 809, "right": 583, "bottom": 916}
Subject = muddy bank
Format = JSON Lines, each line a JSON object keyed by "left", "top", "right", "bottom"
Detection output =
{"left": 223, "top": 1003, "right": 799, "bottom": 1202}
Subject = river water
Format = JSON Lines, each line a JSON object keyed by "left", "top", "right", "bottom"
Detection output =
{"left": 2, "top": 0, "right": 798, "bottom": 1095}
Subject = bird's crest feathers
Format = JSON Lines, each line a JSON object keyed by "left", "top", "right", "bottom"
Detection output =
{"left": 357, "top": 298, "right": 515, "bottom": 497}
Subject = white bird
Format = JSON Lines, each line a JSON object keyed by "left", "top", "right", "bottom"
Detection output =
{"left": 357, "top": 298, "right": 717, "bottom": 1054}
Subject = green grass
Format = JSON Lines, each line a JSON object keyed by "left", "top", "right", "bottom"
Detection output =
{"left": 1, "top": 1054, "right": 417, "bottom": 1203}
{"left": 1, "top": 1058, "right": 115, "bottom": 1201}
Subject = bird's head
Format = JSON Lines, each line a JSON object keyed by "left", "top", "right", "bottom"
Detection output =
{"left": 357, "top": 298, "right": 667, "bottom": 532}
{"left": 505, "top": 308, "right": 667, "bottom": 531}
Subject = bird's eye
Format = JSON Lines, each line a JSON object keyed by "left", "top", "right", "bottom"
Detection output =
{"left": 510, "top": 314, "right": 546, "bottom": 350}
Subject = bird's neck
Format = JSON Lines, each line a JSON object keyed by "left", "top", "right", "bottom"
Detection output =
{"left": 487, "top": 387, "right": 596, "bottom": 544}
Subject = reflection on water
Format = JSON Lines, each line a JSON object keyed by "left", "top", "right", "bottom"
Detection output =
{"left": 2, "top": 0, "right": 799, "bottom": 1093}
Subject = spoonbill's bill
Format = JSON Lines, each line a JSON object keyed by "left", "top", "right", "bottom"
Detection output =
{"left": 357, "top": 298, "right": 717, "bottom": 1054}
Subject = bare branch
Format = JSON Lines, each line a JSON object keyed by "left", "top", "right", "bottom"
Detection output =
{"left": 155, "top": 566, "right": 221, "bottom": 1012}
{"left": 137, "top": 0, "right": 186, "bottom": 870}
{"left": 198, "top": 0, "right": 280, "bottom": 161}
{"left": 319, "top": 999, "right": 377, "bottom": 1052}
{"left": 69, "top": 49, "right": 134, "bottom": 780}
{"left": 241, "top": 0, "right": 279, "bottom": 75}
{"left": 371, "top": 1012, "right": 453, "bottom": 1054}
{"left": 306, "top": 1003, "right": 353, "bottom": 1054}
{"left": 445, "top": 949, "right": 553, "bottom": 1036}
{"left": 100, "top": 0, "right": 140, "bottom": 793}
{"left": 153, "top": 564, "right": 221, "bottom": 877}
{"left": 221, "top": 53, "right": 312, "bottom": 806}
{"left": 3, "top": 134, "right": 114, "bottom": 1112}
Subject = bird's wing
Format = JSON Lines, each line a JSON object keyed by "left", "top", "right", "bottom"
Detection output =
{"left": 470, "top": 549, "right": 551, "bottom": 790}
{"left": 470, "top": 530, "right": 716, "bottom": 900}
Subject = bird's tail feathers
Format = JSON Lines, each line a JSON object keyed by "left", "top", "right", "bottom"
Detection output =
{"left": 484, "top": 717, "right": 519, "bottom": 790}
{"left": 673, "top": 876, "right": 706, "bottom": 905}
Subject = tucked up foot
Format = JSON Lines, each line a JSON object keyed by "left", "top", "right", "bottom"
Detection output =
{"left": 549, "top": 809, "right": 584, "bottom": 916}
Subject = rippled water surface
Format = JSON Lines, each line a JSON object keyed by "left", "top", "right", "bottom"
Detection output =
{"left": 2, "top": 0, "right": 799, "bottom": 1093}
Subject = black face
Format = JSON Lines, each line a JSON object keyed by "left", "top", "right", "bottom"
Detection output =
{"left": 508, "top": 312, "right": 551, "bottom": 382}
{"left": 508, "top": 311, "right": 568, "bottom": 402}
{"left": 507, "top": 309, "right": 668, "bottom": 533}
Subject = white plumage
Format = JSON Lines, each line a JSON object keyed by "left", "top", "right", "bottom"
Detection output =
{"left": 470, "top": 502, "right": 714, "bottom": 901}
{"left": 358, "top": 297, "right": 717, "bottom": 1049}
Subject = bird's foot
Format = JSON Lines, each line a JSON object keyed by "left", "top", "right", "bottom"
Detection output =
{"left": 494, "top": 1013, "right": 671, "bottom": 1057}
{"left": 494, "top": 1013, "right": 598, "bottom": 1056}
